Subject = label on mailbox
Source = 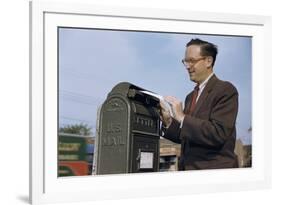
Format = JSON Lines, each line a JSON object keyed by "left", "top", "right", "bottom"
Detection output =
{"left": 140, "top": 152, "right": 154, "bottom": 169}
{"left": 97, "top": 97, "right": 129, "bottom": 174}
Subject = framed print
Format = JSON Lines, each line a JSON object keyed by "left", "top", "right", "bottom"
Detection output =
{"left": 30, "top": 0, "right": 272, "bottom": 204}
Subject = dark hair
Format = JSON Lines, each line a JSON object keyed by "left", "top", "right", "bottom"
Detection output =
{"left": 186, "top": 38, "right": 218, "bottom": 67}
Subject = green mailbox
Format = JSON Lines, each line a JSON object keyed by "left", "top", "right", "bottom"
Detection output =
{"left": 95, "top": 82, "right": 161, "bottom": 175}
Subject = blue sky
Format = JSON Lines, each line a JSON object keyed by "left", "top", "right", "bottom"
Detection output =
{"left": 59, "top": 28, "right": 252, "bottom": 145}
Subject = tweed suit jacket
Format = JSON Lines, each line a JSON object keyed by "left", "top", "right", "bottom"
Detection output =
{"left": 163, "top": 74, "right": 239, "bottom": 170}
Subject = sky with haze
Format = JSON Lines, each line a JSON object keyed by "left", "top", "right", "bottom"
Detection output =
{"left": 59, "top": 28, "right": 252, "bottom": 144}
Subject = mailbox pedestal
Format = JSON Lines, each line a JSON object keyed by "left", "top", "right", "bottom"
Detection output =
{"left": 95, "top": 82, "right": 160, "bottom": 175}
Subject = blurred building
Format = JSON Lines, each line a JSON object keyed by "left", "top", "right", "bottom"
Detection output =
{"left": 58, "top": 133, "right": 95, "bottom": 177}
{"left": 159, "top": 138, "right": 181, "bottom": 171}
{"left": 234, "top": 139, "right": 252, "bottom": 168}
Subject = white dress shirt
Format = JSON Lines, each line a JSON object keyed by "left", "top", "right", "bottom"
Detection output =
{"left": 196, "top": 72, "right": 214, "bottom": 102}
{"left": 179, "top": 72, "right": 214, "bottom": 128}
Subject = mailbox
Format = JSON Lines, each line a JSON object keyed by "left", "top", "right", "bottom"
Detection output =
{"left": 95, "top": 82, "right": 161, "bottom": 175}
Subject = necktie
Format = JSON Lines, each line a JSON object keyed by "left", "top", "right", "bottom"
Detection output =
{"left": 188, "top": 85, "right": 199, "bottom": 114}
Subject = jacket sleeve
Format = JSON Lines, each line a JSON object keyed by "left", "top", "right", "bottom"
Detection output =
{"left": 162, "top": 118, "right": 181, "bottom": 144}
{"left": 180, "top": 84, "right": 239, "bottom": 147}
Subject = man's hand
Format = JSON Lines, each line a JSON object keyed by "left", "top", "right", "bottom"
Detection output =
{"left": 164, "top": 96, "right": 185, "bottom": 123}
{"left": 159, "top": 100, "right": 172, "bottom": 127}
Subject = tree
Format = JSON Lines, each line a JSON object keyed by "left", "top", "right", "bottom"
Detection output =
{"left": 59, "top": 123, "right": 93, "bottom": 136}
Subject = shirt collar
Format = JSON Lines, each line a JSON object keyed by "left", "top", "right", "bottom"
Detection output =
{"left": 198, "top": 72, "right": 214, "bottom": 91}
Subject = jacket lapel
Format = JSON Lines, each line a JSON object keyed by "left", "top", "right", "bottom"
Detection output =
{"left": 191, "top": 74, "right": 218, "bottom": 116}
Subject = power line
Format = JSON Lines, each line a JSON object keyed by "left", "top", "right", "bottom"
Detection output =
{"left": 60, "top": 116, "right": 94, "bottom": 124}
{"left": 59, "top": 90, "right": 103, "bottom": 105}
{"left": 59, "top": 67, "right": 95, "bottom": 81}
{"left": 59, "top": 90, "right": 99, "bottom": 100}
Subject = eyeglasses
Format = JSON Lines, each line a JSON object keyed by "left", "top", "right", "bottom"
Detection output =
{"left": 182, "top": 57, "right": 206, "bottom": 67}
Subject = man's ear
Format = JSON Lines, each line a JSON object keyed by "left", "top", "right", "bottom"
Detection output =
{"left": 206, "top": 56, "right": 213, "bottom": 68}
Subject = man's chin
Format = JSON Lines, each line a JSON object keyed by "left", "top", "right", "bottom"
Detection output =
{"left": 189, "top": 76, "right": 196, "bottom": 82}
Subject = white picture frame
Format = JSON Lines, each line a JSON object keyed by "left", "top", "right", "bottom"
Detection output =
{"left": 30, "top": 1, "right": 272, "bottom": 204}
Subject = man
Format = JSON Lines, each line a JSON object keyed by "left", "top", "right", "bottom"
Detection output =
{"left": 160, "top": 38, "right": 239, "bottom": 170}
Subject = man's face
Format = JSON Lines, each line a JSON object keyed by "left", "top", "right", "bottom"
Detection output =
{"left": 184, "top": 45, "right": 212, "bottom": 84}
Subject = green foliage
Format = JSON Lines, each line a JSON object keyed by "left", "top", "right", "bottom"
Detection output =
{"left": 59, "top": 123, "right": 92, "bottom": 136}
